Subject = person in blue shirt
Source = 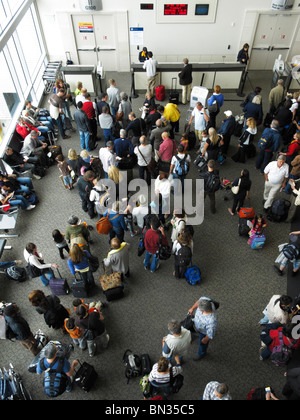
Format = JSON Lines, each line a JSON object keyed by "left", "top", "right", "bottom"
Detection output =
{"left": 103, "top": 201, "right": 127, "bottom": 243}
{"left": 218, "top": 110, "right": 236, "bottom": 155}
{"left": 114, "top": 129, "right": 134, "bottom": 158}
{"left": 36, "top": 342, "right": 78, "bottom": 395}
{"left": 256, "top": 120, "right": 282, "bottom": 174}
{"left": 207, "top": 86, "right": 224, "bottom": 129}
{"left": 67, "top": 244, "right": 95, "bottom": 289}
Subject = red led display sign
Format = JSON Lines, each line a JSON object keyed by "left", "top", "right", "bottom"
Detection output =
{"left": 164, "top": 4, "right": 188, "bottom": 15}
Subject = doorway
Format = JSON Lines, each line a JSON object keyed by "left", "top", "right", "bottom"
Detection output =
{"left": 249, "top": 13, "right": 300, "bottom": 70}
{"left": 71, "top": 12, "right": 130, "bottom": 72}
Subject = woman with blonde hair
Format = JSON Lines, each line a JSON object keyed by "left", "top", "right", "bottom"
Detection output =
{"left": 202, "top": 127, "right": 224, "bottom": 161}
{"left": 232, "top": 117, "right": 257, "bottom": 163}
{"left": 67, "top": 148, "right": 80, "bottom": 180}
{"left": 67, "top": 243, "right": 95, "bottom": 290}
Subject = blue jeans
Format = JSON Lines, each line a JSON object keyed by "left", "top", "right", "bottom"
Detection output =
{"left": 79, "top": 131, "right": 90, "bottom": 151}
{"left": 40, "top": 269, "right": 54, "bottom": 287}
{"left": 144, "top": 251, "right": 159, "bottom": 272}
{"left": 38, "top": 117, "right": 55, "bottom": 131}
{"left": 103, "top": 129, "right": 114, "bottom": 146}
{"left": 15, "top": 177, "right": 34, "bottom": 195}
{"left": 53, "top": 115, "right": 66, "bottom": 138}
{"left": 197, "top": 332, "right": 210, "bottom": 357}
{"left": 9, "top": 195, "right": 32, "bottom": 210}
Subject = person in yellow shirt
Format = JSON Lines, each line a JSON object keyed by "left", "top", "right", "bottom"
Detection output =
{"left": 163, "top": 103, "right": 180, "bottom": 139}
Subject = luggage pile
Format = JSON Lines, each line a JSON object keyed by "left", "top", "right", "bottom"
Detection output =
{"left": 0, "top": 364, "right": 32, "bottom": 400}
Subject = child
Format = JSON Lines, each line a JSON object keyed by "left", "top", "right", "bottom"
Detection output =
{"left": 199, "top": 130, "right": 208, "bottom": 155}
{"left": 64, "top": 317, "right": 86, "bottom": 350}
{"left": 52, "top": 229, "right": 70, "bottom": 260}
{"left": 247, "top": 214, "right": 267, "bottom": 244}
{"left": 73, "top": 298, "right": 104, "bottom": 316}
{"left": 56, "top": 154, "right": 73, "bottom": 190}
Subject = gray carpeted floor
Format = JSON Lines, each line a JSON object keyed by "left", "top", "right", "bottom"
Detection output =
{"left": 0, "top": 70, "right": 297, "bottom": 401}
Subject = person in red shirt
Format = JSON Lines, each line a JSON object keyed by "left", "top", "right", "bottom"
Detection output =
{"left": 82, "top": 93, "right": 97, "bottom": 150}
{"left": 158, "top": 132, "right": 176, "bottom": 163}
{"left": 280, "top": 133, "right": 300, "bottom": 166}
{"left": 259, "top": 323, "right": 299, "bottom": 361}
{"left": 144, "top": 216, "right": 168, "bottom": 273}
{"left": 16, "top": 117, "right": 39, "bottom": 139}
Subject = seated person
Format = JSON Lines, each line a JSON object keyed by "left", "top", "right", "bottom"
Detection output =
{"left": 3, "top": 147, "right": 44, "bottom": 179}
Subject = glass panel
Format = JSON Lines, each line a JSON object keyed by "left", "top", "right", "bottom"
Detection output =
{"left": 15, "top": 7, "right": 43, "bottom": 75}
{"left": 0, "top": 0, "right": 25, "bottom": 36}
{"left": 6, "top": 35, "right": 28, "bottom": 90}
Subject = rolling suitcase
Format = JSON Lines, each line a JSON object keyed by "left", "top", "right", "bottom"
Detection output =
{"left": 155, "top": 85, "right": 166, "bottom": 101}
{"left": 72, "top": 273, "right": 89, "bottom": 298}
{"left": 169, "top": 78, "right": 179, "bottom": 105}
{"left": 48, "top": 145, "right": 63, "bottom": 160}
{"left": 75, "top": 361, "right": 98, "bottom": 392}
{"left": 250, "top": 234, "right": 266, "bottom": 250}
{"left": 104, "top": 286, "right": 124, "bottom": 302}
{"left": 49, "top": 269, "right": 71, "bottom": 296}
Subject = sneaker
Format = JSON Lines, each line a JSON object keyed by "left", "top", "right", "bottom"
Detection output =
{"left": 26, "top": 205, "right": 36, "bottom": 211}
{"left": 32, "top": 174, "right": 41, "bottom": 180}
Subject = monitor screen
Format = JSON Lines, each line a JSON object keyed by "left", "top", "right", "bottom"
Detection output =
{"left": 164, "top": 4, "right": 188, "bottom": 15}
{"left": 195, "top": 4, "right": 209, "bottom": 15}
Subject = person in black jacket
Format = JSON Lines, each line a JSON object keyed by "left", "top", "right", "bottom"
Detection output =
{"left": 198, "top": 160, "right": 219, "bottom": 214}
{"left": 75, "top": 304, "right": 109, "bottom": 357}
{"left": 77, "top": 170, "right": 96, "bottom": 219}
{"left": 228, "top": 169, "right": 252, "bottom": 216}
{"left": 237, "top": 43, "right": 250, "bottom": 65}
{"left": 178, "top": 58, "right": 193, "bottom": 105}
{"left": 3, "top": 303, "right": 40, "bottom": 355}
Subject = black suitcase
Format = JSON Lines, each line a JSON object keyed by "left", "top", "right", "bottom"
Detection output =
{"left": 104, "top": 286, "right": 124, "bottom": 302}
{"left": 72, "top": 273, "right": 89, "bottom": 298}
{"left": 238, "top": 218, "right": 251, "bottom": 237}
{"left": 141, "top": 354, "right": 151, "bottom": 376}
{"left": 169, "top": 78, "right": 179, "bottom": 105}
{"left": 75, "top": 361, "right": 98, "bottom": 392}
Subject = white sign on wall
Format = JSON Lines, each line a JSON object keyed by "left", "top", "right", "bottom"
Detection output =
{"left": 79, "top": 0, "right": 102, "bottom": 12}
{"left": 130, "top": 27, "right": 144, "bottom": 46}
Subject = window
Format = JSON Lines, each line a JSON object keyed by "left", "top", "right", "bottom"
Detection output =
{"left": 0, "top": 0, "right": 48, "bottom": 152}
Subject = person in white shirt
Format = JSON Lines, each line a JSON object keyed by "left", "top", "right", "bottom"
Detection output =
{"left": 134, "top": 136, "right": 153, "bottom": 185}
{"left": 188, "top": 102, "right": 210, "bottom": 146}
{"left": 155, "top": 172, "right": 171, "bottom": 217}
{"left": 99, "top": 141, "right": 116, "bottom": 178}
{"left": 107, "top": 79, "right": 120, "bottom": 118}
{"left": 75, "top": 88, "right": 88, "bottom": 106}
{"left": 143, "top": 52, "right": 158, "bottom": 96}
{"left": 264, "top": 155, "right": 289, "bottom": 210}
{"left": 99, "top": 106, "right": 114, "bottom": 145}
{"left": 132, "top": 194, "right": 149, "bottom": 231}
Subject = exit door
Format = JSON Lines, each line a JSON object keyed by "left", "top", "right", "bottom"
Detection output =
{"left": 72, "top": 14, "right": 118, "bottom": 71}
{"left": 249, "top": 13, "right": 299, "bottom": 70}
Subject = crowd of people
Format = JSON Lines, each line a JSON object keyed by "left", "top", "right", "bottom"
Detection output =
{"left": 2, "top": 53, "right": 300, "bottom": 401}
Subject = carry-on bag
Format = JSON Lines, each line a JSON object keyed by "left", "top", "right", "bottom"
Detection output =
{"left": 169, "top": 78, "right": 179, "bottom": 105}
{"left": 155, "top": 85, "right": 166, "bottom": 101}
{"left": 49, "top": 269, "right": 71, "bottom": 296}
{"left": 72, "top": 272, "right": 89, "bottom": 298}
{"left": 75, "top": 361, "right": 98, "bottom": 392}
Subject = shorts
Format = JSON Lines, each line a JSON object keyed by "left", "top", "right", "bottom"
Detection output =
{"left": 281, "top": 259, "right": 300, "bottom": 270}
{"left": 63, "top": 175, "right": 73, "bottom": 186}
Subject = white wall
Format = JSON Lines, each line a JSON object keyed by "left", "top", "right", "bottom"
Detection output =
{"left": 36, "top": 0, "right": 300, "bottom": 68}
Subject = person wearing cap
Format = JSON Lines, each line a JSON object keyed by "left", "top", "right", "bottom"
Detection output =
{"left": 36, "top": 342, "right": 79, "bottom": 393}
{"left": 188, "top": 297, "right": 218, "bottom": 361}
{"left": 218, "top": 110, "right": 236, "bottom": 156}
{"left": 65, "top": 215, "right": 91, "bottom": 249}
{"left": 263, "top": 155, "right": 289, "bottom": 211}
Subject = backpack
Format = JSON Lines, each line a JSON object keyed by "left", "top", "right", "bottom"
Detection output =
{"left": 156, "top": 232, "right": 172, "bottom": 261}
{"left": 179, "top": 220, "right": 194, "bottom": 237}
{"left": 185, "top": 266, "right": 202, "bottom": 286}
{"left": 177, "top": 245, "right": 192, "bottom": 267}
{"left": 205, "top": 172, "right": 221, "bottom": 193}
{"left": 4, "top": 266, "right": 27, "bottom": 283}
{"left": 257, "top": 130, "right": 274, "bottom": 150}
{"left": 96, "top": 210, "right": 119, "bottom": 235}
{"left": 207, "top": 95, "right": 220, "bottom": 114}
{"left": 123, "top": 349, "right": 142, "bottom": 384}
{"left": 268, "top": 199, "right": 291, "bottom": 223}
{"left": 283, "top": 244, "right": 299, "bottom": 260}
{"left": 40, "top": 358, "right": 68, "bottom": 398}
{"left": 174, "top": 155, "right": 189, "bottom": 177}
{"left": 270, "top": 331, "right": 293, "bottom": 367}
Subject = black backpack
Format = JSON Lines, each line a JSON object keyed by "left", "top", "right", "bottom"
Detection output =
{"left": 4, "top": 266, "right": 27, "bottom": 283}
{"left": 268, "top": 199, "right": 291, "bottom": 222}
{"left": 40, "top": 358, "right": 68, "bottom": 398}
{"left": 205, "top": 172, "right": 221, "bottom": 193}
{"left": 177, "top": 245, "right": 192, "bottom": 267}
{"left": 283, "top": 244, "right": 299, "bottom": 261}
{"left": 123, "top": 350, "right": 142, "bottom": 384}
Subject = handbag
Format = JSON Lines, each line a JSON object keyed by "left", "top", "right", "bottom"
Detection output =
{"left": 99, "top": 268, "right": 122, "bottom": 291}
{"left": 138, "top": 146, "right": 156, "bottom": 173}
{"left": 169, "top": 364, "right": 184, "bottom": 394}
{"left": 117, "top": 154, "right": 137, "bottom": 170}
{"left": 180, "top": 313, "right": 195, "bottom": 332}
{"left": 116, "top": 104, "right": 124, "bottom": 122}
{"left": 231, "top": 178, "right": 241, "bottom": 195}
{"left": 88, "top": 255, "right": 100, "bottom": 273}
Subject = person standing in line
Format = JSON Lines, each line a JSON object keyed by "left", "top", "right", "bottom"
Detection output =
{"left": 82, "top": 93, "right": 97, "bottom": 151}
{"left": 202, "top": 382, "right": 232, "bottom": 400}
{"left": 188, "top": 297, "right": 218, "bottom": 361}
{"left": 73, "top": 101, "right": 91, "bottom": 152}
{"left": 3, "top": 303, "right": 40, "bottom": 356}
{"left": 144, "top": 217, "right": 168, "bottom": 274}
{"left": 269, "top": 79, "right": 286, "bottom": 114}
{"left": 207, "top": 85, "right": 224, "bottom": 129}
{"left": 188, "top": 102, "right": 210, "bottom": 151}
{"left": 107, "top": 78, "right": 120, "bottom": 118}
{"left": 263, "top": 155, "right": 289, "bottom": 212}
{"left": 99, "top": 141, "right": 116, "bottom": 179}
{"left": 99, "top": 106, "right": 114, "bottom": 146}
{"left": 178, "top": 58, "right": 193, "bottom": 105}
{"left": 237, "top": 43, "right": 250, "bottom": 65}
{"left": 143, "top": 52, "right": 158, "bottom": 97}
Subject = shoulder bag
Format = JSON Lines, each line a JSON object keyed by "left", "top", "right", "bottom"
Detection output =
{"left": 231, "top": 178, "right": 241, "bottom": 195}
